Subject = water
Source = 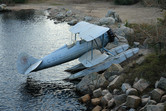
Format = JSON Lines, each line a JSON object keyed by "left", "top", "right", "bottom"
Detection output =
{"left": 0, "top": 10, "right": 86, "bottom": 111}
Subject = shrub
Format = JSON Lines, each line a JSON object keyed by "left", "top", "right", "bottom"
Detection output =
{"left": 114, "top": 0, "right": 139, "bottom": 5}
{"left": 13, "top": 0, "right": 26, "bottom": 3}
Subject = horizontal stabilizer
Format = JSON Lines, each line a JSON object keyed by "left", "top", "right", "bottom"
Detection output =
{"left": 79, "top": 49, "right": 108, "bottom": 67}
{"left": 17, "top": 52, "right": 42, "bottom": 74}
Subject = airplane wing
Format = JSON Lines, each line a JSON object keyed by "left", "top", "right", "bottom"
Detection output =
{"left": 70, "top": 21, "right": 109, "bottom": 41}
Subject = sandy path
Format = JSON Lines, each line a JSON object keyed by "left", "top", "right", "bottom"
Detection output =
{"left": 8, "top": 1, "right": 165, "bottom": 24}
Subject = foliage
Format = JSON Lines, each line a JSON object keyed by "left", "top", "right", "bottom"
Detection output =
{"left": 14, "top": 0, "right": 26, "bottom": 3}
{"left": 114, "top": 0, "right": 139, "bottom": 5}
{"left": 0, "top": 0, "right": 26, "bottom": 4}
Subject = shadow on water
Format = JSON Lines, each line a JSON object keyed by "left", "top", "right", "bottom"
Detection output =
{"left": 0, "top": 9, "right": 86, "bottom": 111}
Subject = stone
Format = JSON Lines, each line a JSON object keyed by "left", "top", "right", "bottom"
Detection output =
{"left": 113, "top": 89, "right": 120, "bottom": 95}
{"left": 146, "top": 105, "right": 165, "bottom": 111}
{"left": 93, "top": 88, "right": 102, "bottom": 98}
{"left": 151, "top": 88, "right": 165, "bottom": 102}
{"left": 92, "top": 105, "right": 102, "bottom": 111}
{"left": 0, "top": 4, "right": 6, "bottom": 11}
{"left": 114, "top": 13, "right": 122, "bottom": 23}
{"left": 104, "top": 64, "right": 123, "bottom": 80}
{"left": 97, "top": 74, "right": 109, "bottom": 88}
{"left": 84, "top": 16, "right": 93, "bottom": 22}
{"left": 157, "top": 77, "right": 166, "bottom": 91}
{"left": 108, "top": 75, "right": 118, "bottom": 82}
{"left": 126, "top": 88, "right": 138, "bottom": 96}
{"left": 56, "top": 13, "right": 65, "bottom": 20}
{"left": 99, "top": 17, "right": 115, "bottom": 25}
{"left": 108, "top": 98, "right": 115, "bottom": 108}
{"left": 102, "top": 89, "right": 110, "bottom": 96}
{"left": 129, "top": 108, "right": 136, "bottom": 111}
{"left": 133, "top": 79, "right": 149, "bottom": 92}
{"left": 126, "top": 95, "right": 141, "bottom": 108}
{"left": 114, "top": 94, "right": 127, "bottom": 106}
{"left": 66, "top": 10, "right": 72, "bottom": 16}
{"left": 91, "top": 98, "right": 101, "bottom": 106}
{"left": 134, "top": 42, "right": 140, "bottom": 47}
{"left": 136, "top": 57, "right": 145, "bottom": 65}
{"left": 147, "top": 100, "right": 157, "bottom": 105}
{"left": 105, "top": 9, "right": 115, "bottom": 17}
{"left": 114, "top": 25, "right": 134, "bottom": 36}
{"left": 80, "top": 94, "right": 91, "bottom": 103}
{"left": 155, "top": 81, "right": 159, "bottom": 89}
{"left": 116, "top": 35, "right": 128, "bottom": 44}
{"left": 68, "top": 19, "right": 78, "bottom": 26}
{"left": 101, "top": 93, "right": 113, "bottom": 106}
{"left": 141, "top": 97, "right": 150, "bottom": 106}
{"left": 161, "top": 95, "right": 166, "bottom": 102}
{"left": 107, "top": 74, "right": 125, "bottom": 91}
{"left": 121, "top": 83, "right": 131, "bottom": 92}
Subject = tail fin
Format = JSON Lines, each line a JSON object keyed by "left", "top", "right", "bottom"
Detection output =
{"left": 17, "top": 52, "right": 42, "bottom": 74}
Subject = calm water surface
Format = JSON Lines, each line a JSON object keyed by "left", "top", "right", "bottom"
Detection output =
{"left": 0, "top": 10, "right": 86, "bottom": 111}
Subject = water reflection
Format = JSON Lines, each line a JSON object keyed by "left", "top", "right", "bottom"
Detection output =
{"left": 0, "top": 10, "right": 85, "bottom": 111}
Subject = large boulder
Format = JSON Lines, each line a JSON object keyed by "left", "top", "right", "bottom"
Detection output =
{"left": 151, "top": 88, "right": 165, "bottom": 102}
{"left": 133, "top": 79, "right": 149, "bottom": 92}
{"left": 99, "top": 17, "right": 115, "bottom": 25}
{"left": 157, "top": 77, "right": 166, "bottom": 91}
{"left": 107, "top": 74, "right": 125, "bottom": 91}
{"left": 104, "top": 64, "right": 123, "bottom": 80}
{"left": 114, "top": 94, "right": 127, "bottom": 106}
{"left": 126, "top": 95, "right": 141, "bottom": 108}
{"left": 146, "top": 105, "right": 165, "bottom": 111}
{"left": 76, "top": 73, "right": 108, "bottom": 94}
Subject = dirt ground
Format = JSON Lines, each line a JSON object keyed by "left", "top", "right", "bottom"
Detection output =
{"left": 8, "top": 0, "right": 165, "bottom": 24}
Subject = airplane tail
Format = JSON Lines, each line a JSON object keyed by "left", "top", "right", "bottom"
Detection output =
{"left": 17, "top": 52, "right": 42, "bottom": 74}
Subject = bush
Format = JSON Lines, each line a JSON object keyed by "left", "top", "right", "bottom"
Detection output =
{"left": 13, "top": 0, "right": 26, "bottom": 3}
{"left": 114, "top": 0, "right": 139, "bottom": 5}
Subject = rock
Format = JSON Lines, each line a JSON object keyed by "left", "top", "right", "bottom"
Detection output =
{"left": 155, "top": 81, "right": 159, "bottom": 89}
{"left": 0, "top": 4, "right": 7, "bottom": 11}
{"left": 134, "top": 42, "right": 140, "bottom": 47}
{"left": 91, "top": 98, "right": 101, "bottom": 106}
{"left": 105, "top": 43, "right": 118, "bottom": 50}
{"left": 114, "top": 13, "right": 122, "bottom": 23}
{"left": 129, "top": 108, "right": 136, "bottom": 111}
{"left": 66, "top": 10, "right": 72, "bottom": 16}
{"left": 151, "top": 88, "right": 165, "bottom": 102}
{"left": 101, "top": 93, "right": 113, "bottom": 106}
{"left": 102, "top": 89, "right": 110, "bottom": 96}
{"left": 114, "top": 94, "right": 127, "bottom": 106}
{"left": 93, "top": 88, "right": 102, "bottom": 98}
{"left": 68, "top": 19, "right": 78, "bottom": 25}
{"left": 121, "top": 83, "right": 131, "bottom": 93}
{"left": 104, "top": 64, "right": 123, "bottom": 80}
{"left": 141, "top": 97, "right": 150, "bottom": 106}
{"left": 108, "top": 98, "right": 115, "bottom": 108}
{"left": 147, "top": 100, "right": 157, "bottom": 105}
{"left": 97, "top": 74, "right": 109, "bottom": 88}
{"left": 107, "top": 74, "right": 125, "bottom": 92}
{"left": 92, "top": 105, "right": 102, "bottom": 111}
{"left": 114, "top": 25, "right": 134, "bottom": 36}
{"left": 116, "top": 35, "right": 128, "bottom": 44}
{"left": 84, "top": 16, "right": 93, "bottom": 22}
{"left": 80, "top": 94, "right": 91, "bottom": 103}
{"left": 126, "top": 88, "right": 138, "bottom": 96}
{"left": 136, "top": 57, "right": 145, "bottom": 65}
{"left": 113, "top": 89, "right": 120, "bottom": 95}
{"left": 157, "top": 77, "right": 166, "bottom": 91}
{"left": 99, "top": 17, "right": 115, "bottom": 25}
{"left": 161, "top": 95, "right": 166, "bottom": 102}
{"left": 108, "top": 75, "right": 118, "bottom": 82}
{"left": 105, "top": 9, "right": 115, "bottom": 17}
{"left": 133, "top": 79, "right": 149, "bottom": 92}
{"left": 56, "top": 13, "right": 65, "bottom": 20}
{"left": 146, "top": 105, "right": 165, "bottom": 111}
{"left": 126, "top": 95, "right": 141, "bottom": 108}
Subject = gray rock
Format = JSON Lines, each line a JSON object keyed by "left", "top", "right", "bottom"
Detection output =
{"left": 68, "top": 19, "right": 78, "bottom": 26}
{"left": 105, "top": 9, "right": 115, "bottom": 17}
{"left": 136, "top": 56, "right": 145, "bottom": 65}
{"left": 147, "top": 100, "right": 157, "bottom": 105}
{"left": 99, "top": 17, "right": 115, "bottom": 25}
{"left": 141, "top": 97, "right": 150, "bottom": 106}
{"left": 151, "top": 88, "right": 165, "bottom": 102}
{"left": 114, "top": 13, "right": 122, "bottom": 23}
{"left": 91, "top": 98, "right": 101, "bottom": 106}
{"left": 66, "top": 10, "right": 72, "bottom": 16}
{"left": 92, "top": 105, "right": 102, "bottom": 111}
{"left": 93, "top": 88, "right": 102, "bottom": 98}
{"left": 104, "top": 64, "right": 123, "bottom": 80}
{"left": 133, "top": 79, "right": 149, "bottom": 92}
{"left": 114, "top": 25, "right": 134, "bottom": 36}
{"left": 121, "top": 83, "right": 131, "bottom": 93}
{"left": 108, "top": 75, "right": 118, "bottom": 82}
{"left": 126, "top": 95, "right": 141, "bottom": 108}
{"left": 157, "top": 77, "right": 166, "bottom": 91}
{"left": 114, "top": 94, "right": 127, "bottom": 106}
{"left": 161, "top": 95, "right": 166, "bottom": 102}
{"left": 107, "top": 75, "right": 125, "bottom": 91}
{"left": 102, "top": 89, "right": 110, "bottom": 96}
{"left": 84, "top": 16, "right": 93, "bottom": 22}
{"left": 56, "top": 13, "right": 65, "bottom": 20}
{"left": 101, "top": 93, "right": 113, "bottom": 106}
{"left": 0, "top": 4, "right": 6, "bottom": 11}
{"left": 126, "top": 88, "right": 138, "bottom": 96}
{"left": 97, "top": 74, "right": 109, "bottom": 88}
{"left": 129, "top": 108, "right": 136, "bottom": 111}
{"left": 146, "top": 105, "right": 165, "bottom": 111}
{"left": 134, "top": 42, "right": 140, "bottom": 47}
{"left": 113, "top": 89, "right": 120, "bottom": 95}
{"left": 108, "top": 98, "right": 115, "bottom": 108}
{"left": 155, "top": 81, "right": 159, "bottom": 89}
{"left": 116, "top": 35, "right": 128, "bottom": 44}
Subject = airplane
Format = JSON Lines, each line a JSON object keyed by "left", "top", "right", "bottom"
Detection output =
{"left": 17, "top": 21, "right": 139, "bottom": 79}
